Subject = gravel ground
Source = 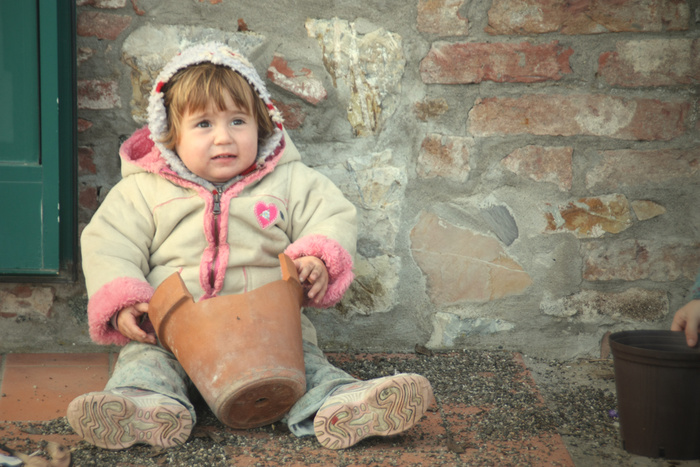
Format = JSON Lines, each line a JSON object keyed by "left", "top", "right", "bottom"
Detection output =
{"left": 1, "top": 349, "right": 697, "bottom": 466}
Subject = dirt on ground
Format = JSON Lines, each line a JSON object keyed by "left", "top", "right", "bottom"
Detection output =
{"left": 1, "top": 349, "right": 698, "bottom": 466}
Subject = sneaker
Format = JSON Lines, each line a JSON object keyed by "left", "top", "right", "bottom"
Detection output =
{"left": 66, "top": 388, "right": 193, "bottom": 450}
{"left": 314, "top": 373, "right": 434, "bottom": 450}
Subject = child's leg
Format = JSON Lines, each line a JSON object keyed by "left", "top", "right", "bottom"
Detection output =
{"left": 67, "top": 341, "right": 195, "bottom": 450}
{"left": 284, "top": 340, "right": 358, "bottom": 437}
{"left": 105, "top": 340, "right": 195, "bottom": 413}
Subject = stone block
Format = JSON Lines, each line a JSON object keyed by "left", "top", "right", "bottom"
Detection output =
{"left": 417, "top": 133, "right": 472, "bottom": 182}
{"left": 582, "top": 240, "right": 700, "bottom": 282}
{"left": 544, "top": 194, "right": 632, "bottom": 238}
{"left": 420, "top": 41, "right": 573, "bottom": 84}
{"left": 0, "top": 286, "right": 55, "bottom": 319}
{"left": 336, "top": 255, "right": 400, "bottom": 316}
{"left": 486, "top": 0, "right": 689, "bottom": 35}
{"left": 414, "top": 98, "right": 448, "bottom": 121}
{"left": 598, "top": 39, "right": 700, "bottom": 87}
{"left": 77, "top": 47, "right": 95, "bottom": 66}
{"left": 410, "top": 211, "right": 532, "bottom": 305}
{"left": 480, "top": 205, "right": 518, "bottom": 247}
{"left": 306, "top": 18, "right": 405, "bottom": 136}
{"left": 585, "top": 148, "right": 700, "bottom": 190}
{"left": 417, "top": 0, "right": 468, "bottom": 36}
{"left": 468, "top": 94, "right": 690, "bottom": 141}
{"left": 540, "top": 288, "right": 669, "bottom": 322}
{"left": 631, "top": 200, "right": 666, "bottom": 221}
{"left": 267, "top": 53, "right": 327, "bottom": 105}
{"left": 428, "top": 312, "right": 515, "bottom": 347}
{"left": 501, "top": 145, "right": 572, "bottom": 191}
{"left": 345, "top": 150, "right": 406, "bottom": 251}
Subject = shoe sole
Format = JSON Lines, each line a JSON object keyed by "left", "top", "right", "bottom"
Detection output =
{"left": 314, "top": 374, "right": 433, "bottom": 449}
{"left": 66, "top": 392, "right": 192, "bottom": 450}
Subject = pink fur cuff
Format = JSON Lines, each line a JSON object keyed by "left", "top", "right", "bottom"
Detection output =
{"left": 284, "top": 235, "right": 354, "bottom": 308}
{"left": 87, "top": 277, "right": 155, "bottom": 346}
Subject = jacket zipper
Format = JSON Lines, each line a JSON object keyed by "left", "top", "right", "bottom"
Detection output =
{"left": 210, "top": 189, "right": 221, "bottom": 289}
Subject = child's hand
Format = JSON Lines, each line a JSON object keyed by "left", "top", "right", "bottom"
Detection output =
{"left": 294, "top": 256, "right": 329, "bottom": 305}
{"left": 115, "top": 303, "right": 157, "bottom": 345}
{"left": 671, "top": 299, "right": 700, "bottom": 347}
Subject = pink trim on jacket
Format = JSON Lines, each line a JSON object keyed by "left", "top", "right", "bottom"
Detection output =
{"left": 119, "top": 126, "right": 165, "bottom": 173}
{"left": 284, "top": 234, "right": 354, "bottom": 308}
{"left": 88, "top": 277, "right": 155, "bottom": 346}
{"left": 200, "top": 137, "right": 287, "bottom": 300}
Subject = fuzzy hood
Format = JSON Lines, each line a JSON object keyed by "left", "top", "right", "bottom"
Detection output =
{"left": 124, "top": 41, "right": 290, "bottom": 191}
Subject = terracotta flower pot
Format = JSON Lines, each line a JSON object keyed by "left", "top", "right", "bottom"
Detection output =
{"left": 148, "top": 254, "right": 306, "bottom": 429}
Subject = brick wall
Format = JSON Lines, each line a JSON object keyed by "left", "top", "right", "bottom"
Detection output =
{"left": 2, "top": 0, "right": 698, "bottom": 359}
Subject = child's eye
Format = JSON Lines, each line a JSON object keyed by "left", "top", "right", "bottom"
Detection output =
{"left": 231, "top": 119, "right": 246, "bottom": 126}
{"left": 196, "top": 121, "right": 211, "bottom": 128}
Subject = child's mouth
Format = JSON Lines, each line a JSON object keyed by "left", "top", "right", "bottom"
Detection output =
{"left": 212, "top": 154, "right": 236, "bottom": 160}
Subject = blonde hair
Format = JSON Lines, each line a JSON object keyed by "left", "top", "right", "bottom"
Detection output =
{"left": 159, "top": 62, "right": 275, "bottom": 150}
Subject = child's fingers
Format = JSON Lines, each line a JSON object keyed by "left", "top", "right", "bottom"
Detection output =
{"left": 685, "top": 313, "right": 700, "bottom": 347}
{"left": 307, "top": 280, "right": 328, "bottom": 303}
{"left": 295, "top": 260, "right": 312, "bottom": 282}
{"left": 118, "top": 305, "right": 157, "bottom": 344}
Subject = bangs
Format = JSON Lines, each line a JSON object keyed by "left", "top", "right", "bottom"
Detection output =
{"left": 178, "top": 64, "right": 255, "bottom": 115}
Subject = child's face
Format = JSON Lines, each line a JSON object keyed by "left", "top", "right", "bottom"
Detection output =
{"left": 175, "top": 92, "right": 259, "bottom": 184}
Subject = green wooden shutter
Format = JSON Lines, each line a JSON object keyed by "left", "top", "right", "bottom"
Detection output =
{"left": 0, "top": 0, "right": 75, "bottom": 277}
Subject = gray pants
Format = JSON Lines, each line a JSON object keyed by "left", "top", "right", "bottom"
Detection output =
{"left": 105, "top": 339, "right": 357, "bottom": 437}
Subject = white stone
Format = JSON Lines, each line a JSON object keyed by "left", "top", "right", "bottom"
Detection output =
{"left": 427, "top": 311, "right": 515, "bottom": 348}
{"left": 306, "top": 18, "right": 405, "bottom": 136}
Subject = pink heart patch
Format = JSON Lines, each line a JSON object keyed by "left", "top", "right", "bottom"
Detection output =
{"left": 254, "top": 202, "right": 279, "bottom": 229}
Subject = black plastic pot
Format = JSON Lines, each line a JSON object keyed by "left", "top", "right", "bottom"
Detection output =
{"left": 610, "top": 330, "right": 700, "bottom": 459}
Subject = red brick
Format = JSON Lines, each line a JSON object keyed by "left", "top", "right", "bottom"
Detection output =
{"left": 267, "top": 54, "right": 327, "bottom": 105}
{"left": 486, "top": 0, "right": 689, "bottom": 35}
{"left": 271, "top": 99, "right": 306, "bottom": 130}
{"left": 77, "top": 11, "right": 132, "bottom": 40}
{"left": 585, "top": 148, "right": 700, "bottom": 190}
{"left": 583, "top": 240, "right": 700, "bottom": 282}
{"left": 10, "top": 285, "right": 33, "bottom": 298}
{"left": 417, "top": 0, "right": 468, "bottom": 36}
{"left": 501, "top": 145, "right": 572, "bottom": 191}
{"left": 78, "top": 147, "right": 97, "bottom": 175}
{"left": 77, "top": 80, "right": 120, "bottom": 110}
{"left": 598, "top": 38, "right": 700, "bottom": 87}
{"left": 77, "top": 119, "right": 93, "bottom": 132}
{"left": 79, "top": 186, "right": 99, "bottom": 212}
{"left": 468, "top": 94, "right": 690, "bottom": 141}
{"left": 420, "top": 41, "right": 572, "bottom": 84}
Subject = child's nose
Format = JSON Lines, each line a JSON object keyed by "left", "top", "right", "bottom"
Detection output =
{"left": 214, "top": 125, "right": 234, "bottom": 145}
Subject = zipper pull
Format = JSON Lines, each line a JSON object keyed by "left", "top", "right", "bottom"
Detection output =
{"left": 213, "top": 189, "right": 221, "bottom": 215}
